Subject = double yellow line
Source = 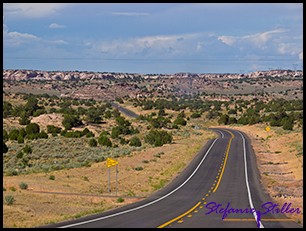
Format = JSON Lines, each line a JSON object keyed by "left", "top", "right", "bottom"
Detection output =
{"left": 157, "top": 130, "right": 234, "bottom": 228}
{"left": 213, "top": 130, "right": 234, "bottom": 192}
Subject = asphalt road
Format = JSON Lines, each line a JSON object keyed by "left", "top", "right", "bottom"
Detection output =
{"left": 43, "top": 128, "right": 302, "bottom": 228}
{"left": 110, "top": 102, "right": 139, "bottom": 119}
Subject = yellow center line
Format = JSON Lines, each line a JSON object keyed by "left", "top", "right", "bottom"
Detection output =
{"left": 157, "top": 202, "right": 202, "bottom": 228}
{"left": 213, "top": 130, "right": 234, "bottom": 193}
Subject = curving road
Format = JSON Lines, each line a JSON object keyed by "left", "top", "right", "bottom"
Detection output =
{"left": 43, "top": 128, "right": 301, "bottom": 228}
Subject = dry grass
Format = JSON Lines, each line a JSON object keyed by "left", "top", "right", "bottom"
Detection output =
{"left": 3, "top": 119, "right": 216, "bottom": 228}
{"left": 218, "top": 124, "right": 303, "bottom": 224}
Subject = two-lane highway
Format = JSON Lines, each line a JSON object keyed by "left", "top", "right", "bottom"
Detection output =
{"left": 43, "top": 128, "right": 301, "bottom": 228}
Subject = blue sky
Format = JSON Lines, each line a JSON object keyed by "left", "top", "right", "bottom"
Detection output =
{"left": 3, "top": 3, "right": 303, "bottom": 74}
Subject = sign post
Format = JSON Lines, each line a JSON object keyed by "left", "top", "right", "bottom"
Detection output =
{"left": 108, "top": 167, "right": 110, "bottom": 193}
{"left": 116, "top": 164, "right": 118, "bottom": 196}
{"left": 106, "top": 158, "right": 119, "bottom": 194}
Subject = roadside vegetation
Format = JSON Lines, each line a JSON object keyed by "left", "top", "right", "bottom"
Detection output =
{"left": 3, "top": 75, "right": 303, "bottom": 227}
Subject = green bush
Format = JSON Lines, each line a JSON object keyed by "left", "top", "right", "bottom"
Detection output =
{"left": 26, "top": 123, "right": 40, "bottom": 135}
{"left": 16, "top": 151, "right": 24, "bottom": 159}
{"left": 174, "top": 116, "right": 187, "bottom": 126}
{"left": 17, "top": 135, "right": 24, "bottom": 144}
{"left": 117, "top": 197, "right": 125, "bottom": 203}
{"left": 62, "top": 114, "right": 82, "bottom": 130}
{"left": 38, "top": 131, "right": 48, "bottom": 139}
{"left": 19, "top": 182, "right": 28, "bottom": 190}
{"left": 4, "top": 195, "right": 15, "bottom": 205}
{"left": 49, "top": 175, "right": 55, "bottom": 180}
{"left": 23, "top": 145, "right": 32, "bottom": 154}
{"left": 98, "top": 135, "right": 112, "bottom": 147}
{"left": 144, "top": 129, "right": 173, "bottom": 147}
{"left": 89, "top": 138, "right": 97, "bottom": 147}
{"left": 47, "top": 125, "right": 62, "bottom": 134}
{"left": 129, "top": 136, "right": 142, "bottom": 147}
{"left": 9, "top": 129, "right": 20, "bottom": 141}
{"left": 134, "top": 166, "right": 144, "bottom": 171}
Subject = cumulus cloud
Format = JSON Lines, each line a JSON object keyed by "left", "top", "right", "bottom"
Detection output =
{"left": 49, "top": 23, "right": 66, "bottom": 29}
{"left": 218, "top": 36, "right": 236, "bottom": 46}
{"left": 218, "top": 28, "right": 289, "bottom": 50}
{"left": 4, "top": 27, "right": 39, "bottom": 46}
{"left": 243, "top": 28, "right": 287, "bottom": 49}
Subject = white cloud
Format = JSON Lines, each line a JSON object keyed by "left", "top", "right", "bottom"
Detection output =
{"left": 49, "top": 23, "right": 66, "bottom": 29}
{"left": 242, "top": 28, "right": 287, "bottom": 49}
{"left": 97, "top": 33, "right": 199, "bottom": 57}
{"left": 277, "top": 43, "right": 301, "bottom": 55}
{"left": 48, "top": 40, "right": 68, "bottom": 45}
{"left": 218, "top": 28, "right": 288, "bottom": 49}
{"left": 299, "top": 51, "right": 303, "bottom": 60}
{"left": 111, "top": 12, "right": 150, "bottom": 16}
{"left": 4, "top": 28, "right": 39, "bottom": 46}
{"left": 4, "top": 24, "right": 68, "bottom": 47}
{"left": 218, "top": 36, "right": 236, "bottom": 46}
{"left": 3, "top": 3, "right": 75, "bottom": 18}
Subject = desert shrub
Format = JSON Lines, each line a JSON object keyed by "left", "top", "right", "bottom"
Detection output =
{"left": 89, "top": 138, "right": 97, "bottom": 147}
{"left": 173, "top": 116, "right": 187, "bottom": 126}
{"left": 9, "top": 129, "right": 20, "bottom": 141}
{"left": 62, "top": 114, "right": 82, "bottom": 130}
{"left": 47, "top": 125, "right": 62, "bottom": 134}
{"left": 23, "top": 145, "right": 32, "bottom": 154}
{"left": 17, "top": 135, "right": 24, "bottom": 143}
{"left": 191, "top": 112, "right": 202, "bottom": 118}
{"left": 49, "top": 175, "right": 55, "bottom": 180}
{"left": 98, "top": 135, "right": 112, "bottom": 147}
{"left": 19, "top": 182, "right": 28, "bottom": 190}
{"left": 144, "top": 129, "right": 173, "bottom": 147}
{"left": 134, "top": 166, "right": 143, "bottom": 171}
{"left": 16, "top": 151, "right": 24, "bottom": 159}
{"left": 129, "top": 136, "right": 142, "bottom": 147}
{"left": 4, "top": 195, "right": 15, "bottom": 205}
{"left": 117, "top": 197, "right": 124, "bottom": 203}
{"left": 26, "top": 123, "right": 40, "bottom": 135}
{"left": 38, "top": 131, "right": 48, "bottom": 139}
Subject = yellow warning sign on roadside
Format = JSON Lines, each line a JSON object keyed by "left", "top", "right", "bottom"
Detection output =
{"left": 265, "top": 126, "right": 271, "bottom": 132}
{"left": 106, "top": 158, "right": 118, "bottom": 168}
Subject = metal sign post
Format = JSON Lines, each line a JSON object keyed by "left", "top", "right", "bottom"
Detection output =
{"left": 116, "top": 164, "right": 118, "bottom": 196}
{"left": 106, "top": 158, "right": 119, "bottom": 194}
{"left": 108, "top": 167, "right": 111, "bottom": 193}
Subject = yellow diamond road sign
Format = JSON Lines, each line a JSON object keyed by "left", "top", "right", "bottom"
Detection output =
{"left": 106, "top": 158, "right": 118, "bottom": 168}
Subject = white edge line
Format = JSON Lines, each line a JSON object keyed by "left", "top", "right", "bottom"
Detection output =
{"left": 238, "top": 131, "right": 264, "bottom": 228}
{"left": 58, "top": 136, "right": 220, "bottom": 228}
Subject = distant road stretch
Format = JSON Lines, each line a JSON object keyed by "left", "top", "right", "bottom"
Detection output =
{"left": 110, "top": 102, "right": 139, "bottom": 118}
{"left": 42, "top": 128, "right": 301, "bottom": 228}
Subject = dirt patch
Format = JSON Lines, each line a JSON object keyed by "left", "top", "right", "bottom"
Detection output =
{"left": 30, "top": 113, "right": 64, "bottom": 130}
